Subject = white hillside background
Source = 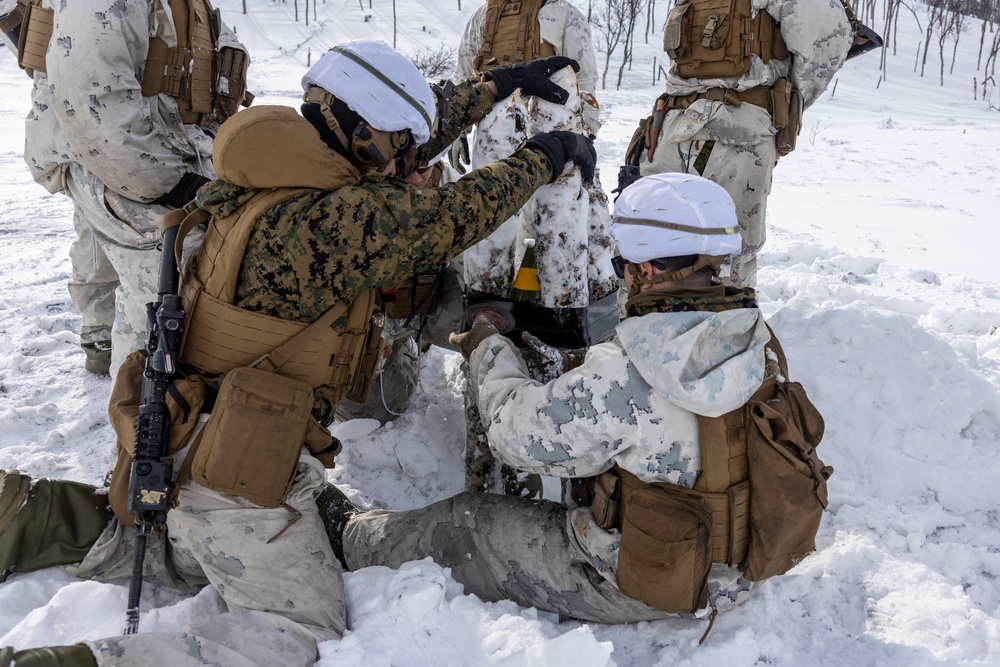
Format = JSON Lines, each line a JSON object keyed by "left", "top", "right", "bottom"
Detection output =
{"left": 1, "top": 0, "right": 999, "bottom": 665}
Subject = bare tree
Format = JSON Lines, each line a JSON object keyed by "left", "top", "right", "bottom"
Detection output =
{"left": 616, "top": 0, "right": 646, "bottom": 89}
{"left": 593, "top": 0, "right": 629, "bottom": 89}
{"left": 920, "top": 0, "right": 946, "bottom": 77}
{"left": 409, "top": 45, "right": 458, "bottom": 79}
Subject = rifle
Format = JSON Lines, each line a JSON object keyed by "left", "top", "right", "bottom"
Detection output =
{"left": 123, "top": 222, "right": 186, "bottom": 635}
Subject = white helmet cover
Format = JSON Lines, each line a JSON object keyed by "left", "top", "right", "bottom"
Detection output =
{"left": 301, "top": 40, "right": 437, "bottom": 145}
{"left": 611, "top": 173, "right": 742, "bottom": 263}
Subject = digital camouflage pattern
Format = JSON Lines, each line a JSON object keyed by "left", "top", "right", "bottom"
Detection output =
{"left": 194, "top": 79, "right": 554, "bottom": 423}
{"left": 0, "top": 0, "right": 246, "bottom": 374}
{"left": 456, "top": 0, "right": 601, "bottom": 132}
{"left": 643, "top": 0, "right": 852, "bottom": 288}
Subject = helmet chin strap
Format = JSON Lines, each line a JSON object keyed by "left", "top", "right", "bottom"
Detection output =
{"left": 303, "top": 86, "right": 410, "bottom": 170}
{"left": 626, "top": 255, "right": 726, "bottom": 299}
{"left": 304, "top": 87, "right": 354, "bottom": 154}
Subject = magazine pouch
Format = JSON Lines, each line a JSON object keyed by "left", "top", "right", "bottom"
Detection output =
{"left": 191, "top": 366, "right": 314, "bottom": 507}
{"left": 589, "top": 471, "right": 621, "bottom": 530}
{"left": 743, "top": 380, "right": 830, "bottom": 580}
{"left": 776, "top": 86, "right": 802, "bottom": 157}
{"left": 616, "top": 485, "right": 713, "bottom": 614}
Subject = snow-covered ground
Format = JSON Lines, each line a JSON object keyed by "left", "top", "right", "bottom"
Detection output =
{"left": 2, "top": 1, "right": 999, "bottom": 665}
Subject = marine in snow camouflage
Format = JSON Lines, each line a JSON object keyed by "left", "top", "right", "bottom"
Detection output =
{"left": 3, "top": 0, "right": 246, "bottom": 375}
{"left": 642, "top": 0, "right": 853, "bottom": 288}
{"left": 344, "top": 298, "right": 771, "bottom": 622}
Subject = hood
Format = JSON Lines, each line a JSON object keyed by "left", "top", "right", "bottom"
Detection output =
{"left": 199, "top": 106, "right": 362, "bottom": 217}
{"left": 616, "top": 309, "right": 769, "bottom": 418}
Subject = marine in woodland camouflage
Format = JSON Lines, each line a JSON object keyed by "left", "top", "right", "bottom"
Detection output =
{"left": 642, "top": 0, "right": 853, "bottom": 288}
{"left": 195, "top": 79, "right": 554, "bottom": 422}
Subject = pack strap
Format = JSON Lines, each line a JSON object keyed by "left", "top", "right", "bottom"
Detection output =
{"left": 163, "top": 200, "right": 211, "bottom": 269}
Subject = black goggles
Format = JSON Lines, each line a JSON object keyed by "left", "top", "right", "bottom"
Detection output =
{"left": 611, "top": 256, "right": 666, "bottom": 279}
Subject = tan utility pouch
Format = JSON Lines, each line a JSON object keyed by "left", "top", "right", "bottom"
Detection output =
{"left": 743, "top": 380, "right": 830, "bottom": 580}
{"left": 107, "top": 350, "right": 210, "bottom": 524}
{"left": 191, "top": 367, "right": 315, "bottom": 508}
{"left": 776, "top": 86, "right": 802, "bottom": 157}
{"left": 383, "top": 268, "right": 443, "bottom": 320}
{"left": 616, "top": 486, "right": 713, "bottom": 614}
{"left": 590, "top": 472, "right": 621, "bottom": 530}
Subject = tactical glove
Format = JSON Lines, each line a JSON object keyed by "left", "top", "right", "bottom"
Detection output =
{"left": 449, "top": 132, "right": 471, "bottom": 175}
{"left": 483, "top": 56, "right": 580, "bottom": 105}
{"left": 153, "top": 173, "right": 211, "bottom": 209}
{"left": 520, "top": 332, "right": 585, "bottom": 377}
{"left": 448, "top": 315, "right": 500, "bottom": 360}
{"left": 525, "top": 131, "right": 597, "bottom": 184}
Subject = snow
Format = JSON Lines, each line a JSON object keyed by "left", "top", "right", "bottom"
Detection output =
{"left": 2, "top": 0, "right": 1000, "bottom": 665}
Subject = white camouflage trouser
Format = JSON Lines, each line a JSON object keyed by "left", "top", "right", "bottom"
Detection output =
{"left": 641, "top": 99, "right": 777, "bottom": 289}
{"left": 64, "top": 164, "right": 203, "bottom": 376}
{"left": 69, "top": 451, "right": 346, "bottom": 667}
{"left": 343, "top": 492, "right": 672, "bottom": 624}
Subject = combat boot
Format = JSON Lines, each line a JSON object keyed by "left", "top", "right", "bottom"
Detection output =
{"left": 0, "top": 645, "right": 97, "bottom": 667}
{"left": 80, "top": 340, "right": 112, "bottom": 375}
{"left": 315, "top": 482, "right": 362, "bottom": 569}
{"left": 0, "top": 470, "right": 111, "bottom": 582}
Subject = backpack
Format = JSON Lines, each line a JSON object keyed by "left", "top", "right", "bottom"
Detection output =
{"left": 593, "top": 325, "right": 832, "bottom": 614}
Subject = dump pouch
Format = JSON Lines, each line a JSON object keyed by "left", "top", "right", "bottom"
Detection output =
{"left": 616, "top": 486, "right": 713, "bottom": 614}
{"left": 191, "top": 367, "right": 315, "bottom": 508}
{"left": 107, "top": 350, "right": 210, "bottom": 524}
{"left": 743, "top": 380, "right": 830, "bottom": 580}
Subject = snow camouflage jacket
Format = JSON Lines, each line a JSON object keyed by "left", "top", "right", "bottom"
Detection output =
{"left": 194, "top": 79, "right": 554, "bottom": 422}
{"left": 469, "top": 304, "right": 771, "bottom": 598}
{"left": 6, "top": 0, "right": 247, "bottom": 201}
{"left": 457, "top": 0, "right": 600, "bottom": 124}
{"left": 663, "top": 0, "right": 853, "bottom": 110}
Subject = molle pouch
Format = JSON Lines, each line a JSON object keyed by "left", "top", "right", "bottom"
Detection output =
{"left": 743, "top": 381, "right": 830, "bottom": 581}
{"left": 16, "top": 0, "right": 52, "bottom": 78}
{"left": 344, "top": 313, "right": 384, "bottom": 404}
{"left": 382, "top": 269, "right": 443, "bottom": 320}
{"left": 215, "top": 46, "right": 252, "bottom": 123}
{"left": 776, "top": 88, "right": 802, "bottom": 157}
{"left": 770, "top": 79, "right": 791, "bottom": 130}
{"left": 617, "top": 487, "right": 713, "bottom": 614}
{"left": 590, "top": 472, "right": 621, "bottom": 530}
{"left": 663, "top": 0, "right": 692, "bottom": 60}
{"left": 192, "top": 367, "right": 314, "bottom": 507}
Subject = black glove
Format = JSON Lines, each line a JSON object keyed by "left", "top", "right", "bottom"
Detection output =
{"left": 525, "top": 131, "right": 596, "bottom": 184}
{"left": 484, "top": 56, "right": 580, "bottom": 105}
{"left": 153, "top": 173, "right": 211, "bottom": 209}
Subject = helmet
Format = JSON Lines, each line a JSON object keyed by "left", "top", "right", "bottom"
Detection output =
{"left": 611, "top": 173, "right": 741, "bottom": 263}
{"left": 301, "top": 41, "right": 436, "bottom": 169}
